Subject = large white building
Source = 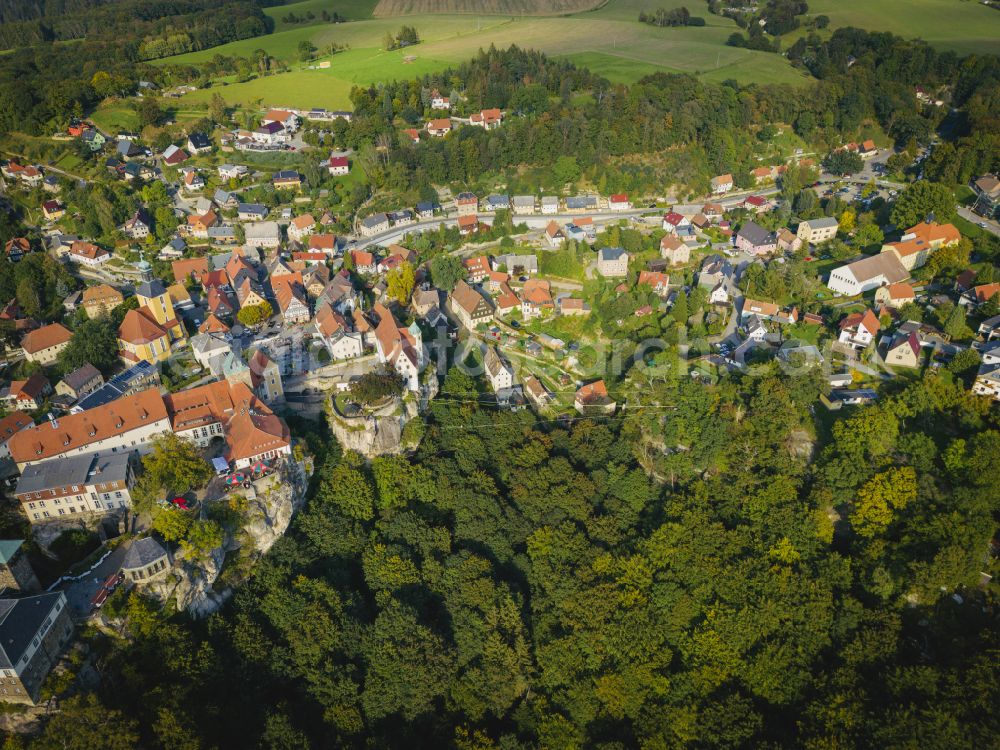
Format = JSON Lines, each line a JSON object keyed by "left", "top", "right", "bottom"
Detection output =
{"left": 827, "top": 254, "right": 908, "bottom": 297}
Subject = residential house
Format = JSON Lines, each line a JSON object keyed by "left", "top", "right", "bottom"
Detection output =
{"left": 455, "top": 192, "right": 478, "bottom": 216}
{"left": 41, "top": 200, "right": 64, "bottom": 221}
{"left": 67, "top": 241, "right": 110, "bottom": 266}
{"left": 0, "top": 412, "right": 33, "bottom": 461}
{"left": 638, "top": 270, "right": 670, "bottom": 297}
{"left": 427, "top": 118, "right": 452, "bottom": 137}
{"left": 244, "top": 221, "right": 281, "bottom": 249}
{"left": 743, "top": 195, "right": 769, "bottom": 214}
{"left": 797, "top": 217, "right": 839, "bottom": 244}
{"left": 881, "top": 221, "right": 961, "bottom": 271}
{"left": 186, "top": 210, "right": 218, "bottom": 239}
{"left": 0, "top": 591, "right": 74, "bottom": 704}
{"left": 198, "top": 313, "right": 230, "bottom": 336}
{"left": 272, "top": 273, "right": 311, "bottom": 325}
{"left": 2, "top": 374, "right": 51, "bottom": 411}
{"left": 236, "top": 277, "right": 268, "bottom": 309}
{"left": 327, "top": 156, "right": 349, "bottom": 176}
{"left": 545, "top": 220, "right": 565, "bottom": 248}
{"left": 702, "top": 202, "right": 724, "bottom": 221}
{"left": 7, "top": 387, "right": 170, "bottom": 470}
{"left": 5, "top": 237, "right": 30, "bottom": 263}
{"left": 609, "top": 193, "right": 630, "bottom": 211}
{"left": 182, "top": 170, "right": 205, "bottom": 192}
{"left": 261, "top": 109, "right": 299, "bottom": 132}
{"left": 415, "top": 201, "right": 435, "bottom": 219}
{"left": 314, "top": 304, "right": 364, "bottom": 360}
{"left": 558, "top": 297, "right": 589, "bottom": 316}
{"left": 372, "top": 304, "right": 424, "bottom": 391}
{"left": 81, "top": 284, "right": 124, "bottom": 319}
{"left": 309, "top": 234, "right": 340, "bottom": 256}
{"left": 777, "top": 228, "right": 802, "bottom": 253}
{"left": 463, "top": 256, "right": 491, "bottom": 283}
{"left": 457, "top": 214, "right": 479, "bottom": 235}
{"left": 520, "top": 279, "right": 554, "bottom": 319}
{"left": 710, "top": 174, "right": 734, "bottom": 194}
{"left": 403, "top": 129, "right": 421, "bottom": 144}
{"left": 859, "top": 140, "right": 878, "bottom": 158}
{"left": 272, "top": 170, "right": 301, "bottom": 190}
{"left": 512, "top": 195, "right": 536, "bottom": 215}
{"left": 734, "top": 221, "right": 777, "bottom": 256}
{"left": 449, "top": 279, "right": 494, "bottom": 330}
{"left": 74, "top": 361, "right": 159, "bottom": 411}
{"left": 522, "top": 375, "right": 551, "bottom": 408}
{"left": 22, "top": 324, "right": 72, "bottom": 365}
{"left": 187, "top": 133, "right": 212, "bottom": 154}
{"left": 874, "top": 283, "right": 915, "bottom": 309}
{"left": 662, "top": 212, "right": 690, "bottom": 234}
{"left": 484, "top": 347, "right": 513, "bottom": 393}
{"left": 575, "top": 380, "right": 615, "bottom": 415}
{"left": 660, "top": 235, "right": 690, "bottom": 266}
{"left": 55, "top": 364, "right": 103, "bottom": 401}
{"left": 82, "top": 129, "right": 105, "bottom": 151}
{"left": 238, "top": 203, "right": 269, "bottom": 221}
{"left": 883, "top": 332, "right": 921, "bottom": 368}
{"left": 482, "top": 194, "right": 510, "bottom": 213}
{"left": 597, "top": 247, "right": 629, "bottom": 277}
{"left": 190, "top": 332, "right": 232, "bottom": 371}
{"left": 470, "top": 108, "right": 502, "bottom": 129}
{"left": 350, "top": 250, "right": 377, "bottom": 275}
{"left": 541, "top": 196, "right": 559, "bottom": 214}
{"left": 972, "top": 174, "right": 1000, "bottom": 219}
{"left": 218, "top": 164, "right": 249, "bottom": 180}
{"left": 493, "top": 253, "right": 537, "bottom": 276}
{"left": 838, "top": 309, "right": 881, "bottom": 350}
{"left": 288, "top": 214, "right": 316, "bottom": 243}
{"left": 162, "top": 145, "right": 189, "bottom": 165}
{"left": 121, "top": 209, "right": 151, "bottom": 239}
{"left": 978, "top": 314, "right": 1000, "bottom": 340}
{"left": 15, "top": 450, "right": 136, "bottom": 524}
{"left": 827, "top": 253, "right": 909, "bottom": 296}
{"left": 431, "top": 90, "right": 450, "bottom": 109}
{"left": 973, "top": 365, "right": 1000, "bottom": 401}
{"left": 359, "top": 213, "right": 389, "bottom": 237}
{"left": 225, "top": 349, "right": 284, "bottom": 405}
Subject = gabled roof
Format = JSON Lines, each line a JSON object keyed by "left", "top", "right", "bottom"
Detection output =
{"left": 82, "top": 284, "right": 124, "bottom": 307}
{"left": 450, "top": 279, "right": 493, "bottom": 316}
{"left": 22, "top": 323, "right": 72, "bottom": 353}
{"left": 118, "top": 308, "right": 168, "bottom": 345}
{"left": 198, "top": 313, "right": 230, "bottom": 334}
{"left": 9, "top": 387, "right": 168, "bottom": 463}
{"left": 0, "top": 412, "right": 32, "bottom": 443}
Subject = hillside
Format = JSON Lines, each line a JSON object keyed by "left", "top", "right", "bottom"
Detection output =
{"left": 373, "top": 0, "right": 604, "bottom": 16}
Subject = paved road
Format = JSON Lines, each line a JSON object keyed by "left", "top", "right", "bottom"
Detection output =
{"left": 958, "top": 206, "right": 1000, "bottom": 238}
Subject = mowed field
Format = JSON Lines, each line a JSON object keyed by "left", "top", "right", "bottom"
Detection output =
{"left": 797, "top": 0, "right": 1000, "bottom": 56}
{"left": 158, "top": 1, "right": 809, "bottom": 115}
{"left": 372, "top": 0, "right": 602, "bottom": 16}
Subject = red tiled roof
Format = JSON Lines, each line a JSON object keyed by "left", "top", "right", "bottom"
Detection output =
{"left": 22, "top": 323, "right": 72, "bottom": 354}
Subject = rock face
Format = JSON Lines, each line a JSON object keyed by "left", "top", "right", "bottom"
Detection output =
{"left": 328, "top": 373, "right": 437, "bottom": 458}
{"left": 144, "top": 460, "right": 308, "bottom": 618}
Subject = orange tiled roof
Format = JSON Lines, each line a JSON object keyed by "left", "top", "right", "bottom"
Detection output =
{"left": 21, "top": 323, "right": 72, "bottom": 354}
{"left": 8, "top": 388, "right": 168, "bottom": 464}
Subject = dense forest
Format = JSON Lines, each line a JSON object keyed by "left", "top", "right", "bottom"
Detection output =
{"left": 6, "top": 363, "right": 997, "bottom": 749}
{"left": 0, "top": 0, "right": 271, "bottom": 54}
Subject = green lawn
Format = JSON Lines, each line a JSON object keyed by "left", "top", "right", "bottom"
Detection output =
{"left": 795, "top": 0, "right": 1000, "bottom": 56}
{"left": 89, "top": 103, "right": 140, "bottom": 133}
